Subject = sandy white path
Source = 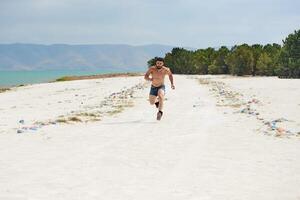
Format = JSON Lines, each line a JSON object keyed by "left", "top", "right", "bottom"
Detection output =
{"left": 0, "top": 75, "right": 299, "bottom": 200}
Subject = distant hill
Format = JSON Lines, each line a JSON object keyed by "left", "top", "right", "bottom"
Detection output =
{"left": 0, "top": 43, "right": 175, "bottom": 71}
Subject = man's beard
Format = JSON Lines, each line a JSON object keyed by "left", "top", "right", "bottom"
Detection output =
{"left": 156, "top": 65, "right": 162, "bottom": 69}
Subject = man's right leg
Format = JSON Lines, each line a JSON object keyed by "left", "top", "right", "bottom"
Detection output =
{"left": 149, "top": 95, "right": 157, "bottom": 105}
{"left": 156, "top": 89, "right": 165, "bottom": 120}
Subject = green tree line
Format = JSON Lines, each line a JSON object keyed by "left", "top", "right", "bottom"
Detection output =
{"left": 148, "top": 29, "right": 300, "bottom": 78}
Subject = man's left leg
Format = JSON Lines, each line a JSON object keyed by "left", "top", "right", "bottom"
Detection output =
{"left": 156, "top": 88, "right": 165, "bottom": 120}
{"left": 157, "top": 89, "right": 164, "bottom": 111}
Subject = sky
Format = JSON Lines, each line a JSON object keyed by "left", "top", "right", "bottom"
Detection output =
{"left": 0, "top": 0, "right": 299, "bottom": 48}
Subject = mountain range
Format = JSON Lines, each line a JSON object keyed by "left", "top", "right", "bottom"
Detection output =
{"left": 0, "top": 43, "right": 176, "bottom": 71}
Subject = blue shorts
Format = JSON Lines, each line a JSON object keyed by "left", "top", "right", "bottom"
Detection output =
{"left": 150, "top": 85, "right": 165, "bottom": 96}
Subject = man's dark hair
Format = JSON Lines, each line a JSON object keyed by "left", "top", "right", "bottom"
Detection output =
{"left": 155, "top": 57, "right": 164, "bottom": 62}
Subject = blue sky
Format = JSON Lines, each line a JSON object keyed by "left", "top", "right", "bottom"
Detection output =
{"left": 0, "top": 0, "right": 299, "bottom": 48}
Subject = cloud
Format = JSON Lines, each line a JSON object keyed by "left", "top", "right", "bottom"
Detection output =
{"left": 0, "top": 0, "right": 299, "bottom": 47}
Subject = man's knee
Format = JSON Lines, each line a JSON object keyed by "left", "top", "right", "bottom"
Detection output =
{"left": 149, "top": 96, "right": 156, "bottom": 105}
{"left": 158, "top": 92, "right": 164, "bottom": 99}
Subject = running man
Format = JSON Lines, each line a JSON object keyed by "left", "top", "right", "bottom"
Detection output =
{"left": 144, "top": 57, "right": 175, "bottom": 120}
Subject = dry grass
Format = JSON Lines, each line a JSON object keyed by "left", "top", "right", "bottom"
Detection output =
{"left": 76, "top": 112, "right": 99, "bottom": 117}
{"left": 68, "top": 116, "right": 82, "bottom": 122}
{"left": 55, "top": 72, "right": 143, "bottom": 82}
{"left": 55, "top": 116, "right": 83, "bottom": 123}
{"left": 89, "top": 118, "right": 102, "bottom": 122}
{"left": 106, "top": 106, "right": 125, "bottom": 116}
{"left": 198, "top": 79, "right": 210, "bottom": 85}
{"left": 121, "top": 101, "right": 134, "bottom": 108}
{"left": 55, "top": 114, "right": 101, "bottom": 124}
{"left": 55, "top": 118, "right": 68, "bottom": 123}
{"left": 75, "top": 112, "right": 102, "bottom": 122}
{"left": 216, "top": 103, "right": 243, "bottom": 108}
{"left": 0, "top": 88, "right": 10, "bottom": 93}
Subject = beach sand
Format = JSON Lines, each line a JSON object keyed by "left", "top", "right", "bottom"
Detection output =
{"left": 0, "top": 75, "right": 299, "bottom": 200}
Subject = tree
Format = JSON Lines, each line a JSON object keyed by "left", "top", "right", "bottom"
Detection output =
{"left": 214, "top": 46, "right": 230, "bottom": 74}
{"left": 225, "top": 45, "right": 254, "bottom": 76}
{"left": 256, "top": 52, "right": 274, "bottom": 75}
{"left": 146, "top": 29, "right": 298, "bottom": 78}
{"left": 208, "top": 64, "right": 220, "bottom": 74}
{"left": 164, "top": 48, "right": 195, "bottom": 74}
{"left": 277, "top": 29, "right": 300, "bottom": 78}
{"left": 147, "top": 57, "right": 158, "bottom": 67}
{"left": 193, "top": 48, "right": 216, "bottom": 74}
{"left": 251, "top": 44, "right": 263, "bottom": 76}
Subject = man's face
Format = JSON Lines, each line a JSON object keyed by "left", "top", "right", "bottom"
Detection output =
{"left": 155, "top": 61, "right": 164, "bottom": 69}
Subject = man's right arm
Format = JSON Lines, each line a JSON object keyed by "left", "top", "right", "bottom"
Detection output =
{"left": 144, "top": 67, "right": 153, "bottom": 81}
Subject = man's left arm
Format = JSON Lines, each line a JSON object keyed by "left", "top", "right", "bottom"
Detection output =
{"left": 167, "top": 68, "right": 175, "bottom": 89}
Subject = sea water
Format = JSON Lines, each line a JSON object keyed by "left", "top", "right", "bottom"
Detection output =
{"left": 0, "top": 69, "right": 142, "bottom": 87}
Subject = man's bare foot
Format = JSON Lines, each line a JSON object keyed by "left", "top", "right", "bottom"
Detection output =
{"left": 157, "top": 111, "right": 163, "bottom": 120}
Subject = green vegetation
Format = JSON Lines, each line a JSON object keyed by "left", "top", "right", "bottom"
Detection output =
{"left": 148, "top": 29, "right": 300, "bottom": 78}
{"left": 277, "top": 30, "right": 300, "bottom": 78}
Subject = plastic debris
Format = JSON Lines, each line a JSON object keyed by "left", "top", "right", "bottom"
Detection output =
{"left": 198, "top": 77, "right": 299, "bottom": 138}
{"left": 15, "top": 81, "right": 148, "bottom": 134}
{"left": 29, "top": 126, "right": 38, "bottom": 131}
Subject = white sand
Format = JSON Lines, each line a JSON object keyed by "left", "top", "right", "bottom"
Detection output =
{"left": 0, "top": 75, "right": 299, "bottom": 200}
{"left": 0, "top": 76, "right": 145, "bottom": 134}
{"left": 214, "top": 75, "right": 300, "bottom": 130}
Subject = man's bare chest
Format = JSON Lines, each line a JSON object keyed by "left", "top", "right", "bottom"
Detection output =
{"left": 151, "top": 70, "right": 166, "bottom": 78}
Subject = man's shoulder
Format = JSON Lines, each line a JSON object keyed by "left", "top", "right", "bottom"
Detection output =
{"left": 162, "top": 66, "right": 172, "bottom": 73}
{"left": 148, "top": 66, "right": 156, "bottom": 71}
{"left": 162, "top": 66, "right": 170, "bottom": 70}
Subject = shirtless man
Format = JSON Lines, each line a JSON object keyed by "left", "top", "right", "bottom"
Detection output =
{"left": 144, "top": 57, "right": 175, "bottom": 120}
